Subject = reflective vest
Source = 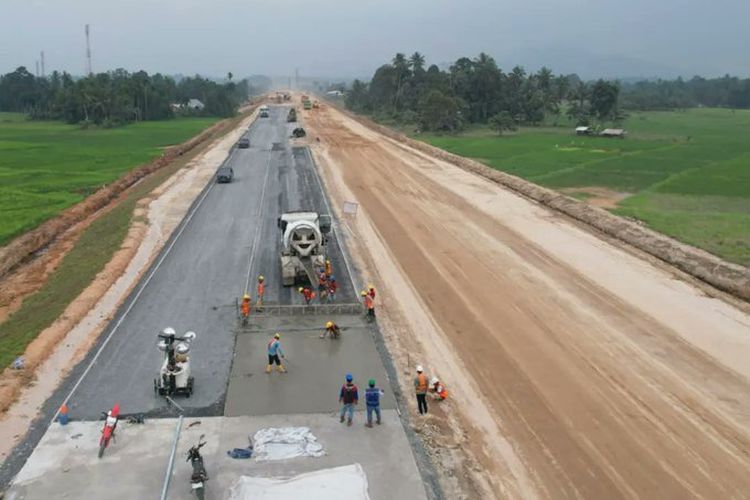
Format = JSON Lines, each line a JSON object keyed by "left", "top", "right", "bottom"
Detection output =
{"left": 364, "top": 295, "right": 374, "bottom": 310}
{"left": 415, "top": 373, "right": 428, "bottom": 394}
{"left": 257, "top": 283, "right": 265, "bottom": 297}
{"left": 240, "top": 299, "right": 251, "bottom": 316}
{"left": 433, "top": 383, "right": 448, "bottom": 400}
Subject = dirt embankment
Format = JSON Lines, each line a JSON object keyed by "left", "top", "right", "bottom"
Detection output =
{"left": 338, "top": 110, "right": 750, "bottom": 302}
{"left": 303, "top": 104, "right": 750, "bottom": 499}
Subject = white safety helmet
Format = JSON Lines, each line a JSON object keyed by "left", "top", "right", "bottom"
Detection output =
{"left": 162, "top": 327, "right": 176, "bottom": 336}
{"left": 430, "top": 377, "right": 439, "bottom": 385}
{"left": 175, "top": 343, "right": 190, "bottom": 355}
{"left": 416, "top": 365, "right": 424, "bottom": 373}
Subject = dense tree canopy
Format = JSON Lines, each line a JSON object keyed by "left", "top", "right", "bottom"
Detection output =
{"left": 345, "top": 52, "right": 619, "bottom": 131}
{"left": 0, "top": 67, "right": 258, "bottom": 126}
{"left": 346, "top": 53, "right": 750, "bottom": 131}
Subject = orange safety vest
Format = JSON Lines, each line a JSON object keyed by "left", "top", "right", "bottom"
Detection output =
{"left": 416, "top": 373, "right": 428, "bottom": 393}
{"left": 364, "top": 295, "right": 374, "bottom": 310}
{"left": 240, "top": 299, "right": 251, "bottom": 316}
{"left": 325, "top": 262, "right": 332, "bottom": 276}
{"left": 434, "top": 383, "right": 448, "bottom": 400}
{"left": 257, "top": 282, "right": 265, "bottom": 297}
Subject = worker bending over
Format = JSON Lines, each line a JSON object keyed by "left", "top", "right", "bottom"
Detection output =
{"left": 322, "top": 320, "right": 341, "bottom": 339}
{"left": 430, "top": 377, "right": 448, "bottom": 401}
{"left": 299, "top": 286, "right": 315, "bottom": 305}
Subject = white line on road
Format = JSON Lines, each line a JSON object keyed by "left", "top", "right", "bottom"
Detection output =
{"left": 49, "top": 150, "right": 234, "bottom": 424}
{"left": 243, "top": 151, "right": 273, "bottom": 294}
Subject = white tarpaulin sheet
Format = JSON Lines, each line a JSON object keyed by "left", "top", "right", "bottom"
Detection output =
{"left": 229, "top": 464, "right": 370, "bottom": 500}
{"left": 252, "top": 426, "right": 325, "bottom": 462}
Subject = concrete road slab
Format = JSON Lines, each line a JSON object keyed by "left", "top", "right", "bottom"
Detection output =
{"left": 225, "top": 314, "right": 396, "bottom": 416}
{"left": 7, "top": 414, "right": 426, "bottom": 500}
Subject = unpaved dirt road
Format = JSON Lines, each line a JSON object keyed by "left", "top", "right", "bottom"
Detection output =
{"left": 304, "top": 103, "right": 750, "bottom": 499}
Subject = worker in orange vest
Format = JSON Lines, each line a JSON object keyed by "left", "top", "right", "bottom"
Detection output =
{"left": 430, "top": 377, "right": 448, "bottom": 401}
{"left": 414, "top": 365, "right": 429, "bottom": 415}
{"left": 325, "top": 259, "right": 333, "bottom": 278}
{"left": 256, "top": 275, "right": 265, "bottom": 310}
{"left": 299, "top": 286, "right": 315, "bottom": 305}
{"left": 362, "top": 290, "right": 375, "bottom": 320}
{"left": 240, "top": 293, "right": 251, "bottom": 326}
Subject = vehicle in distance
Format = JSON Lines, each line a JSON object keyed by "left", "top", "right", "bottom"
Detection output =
{"left": 216, "top": 166, "right": 234, "bottom": 183}
{"left": 237, "top": 137, "right": 250, "bottom": 149}
{"left": 259, "top": 105, "right": 270, "bottom": 118}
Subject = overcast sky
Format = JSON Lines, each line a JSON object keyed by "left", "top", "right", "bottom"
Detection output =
{"left": 2, "top": 0, "right": 749, "bottom": 80}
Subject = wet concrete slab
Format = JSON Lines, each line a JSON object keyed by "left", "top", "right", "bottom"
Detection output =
{"left": 6, "top": 413, "right": 426, "bottom": 500}
{"left": 225, "top": 314, "right": 396, "bottom": 416}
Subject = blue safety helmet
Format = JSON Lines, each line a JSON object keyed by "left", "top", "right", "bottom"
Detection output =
{"left": 345, "top": 373, "right": 353, "bottom": 382}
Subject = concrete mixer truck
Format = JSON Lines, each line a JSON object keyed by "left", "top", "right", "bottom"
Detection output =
{"left": 278, "top": 211, "right": 332, "bottom": 286}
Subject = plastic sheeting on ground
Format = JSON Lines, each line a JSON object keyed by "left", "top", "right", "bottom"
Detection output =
{"left": 228, "top": 464, "right": 370, "bottom": 500}
{"left": 251, "top": 426, "right": 325, "bottom": 462}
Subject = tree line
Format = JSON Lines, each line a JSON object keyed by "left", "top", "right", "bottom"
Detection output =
{"left": 620, "top": 75, "right": 750, "bottom": 110}
{"left": 0, "top": 66, "right": 257, "bottom": 126}
{"left": 345, "top": 52, "right": 621, "bottom": 132}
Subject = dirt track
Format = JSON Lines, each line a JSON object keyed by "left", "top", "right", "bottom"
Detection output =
{"left": 304, "top": 104, "right": 750, "bottom": 499}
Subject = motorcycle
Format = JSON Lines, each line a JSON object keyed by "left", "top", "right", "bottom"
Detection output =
{"left": 98, "top": 403, "right": 120, "bottom": 458}
{"left": 187, "top": 434, "right": 208, "bottom": 499}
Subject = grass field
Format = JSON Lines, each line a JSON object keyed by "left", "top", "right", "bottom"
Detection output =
{"left": 419, "top": 108, "right": 750, "bottom": 266}
{"left": 0, "top": 113, "right": 219, "bottom": 245}
{"left": 0, "top": 112, "right": 244, "bottom": 370}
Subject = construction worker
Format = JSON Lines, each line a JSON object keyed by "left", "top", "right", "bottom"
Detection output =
{"left": 364, "top": 378, "right": 384, "bottom": 428}
{"left": 327, "top": 276, "right": 338, "bottom": 303}
{"left": 322, "top": 320, "right": 341, "bottom": 339}
{"left": 367, "top": 284, "right": 376, "bottom": 300}
{"left": 325, "top": 259, "right": 333, "bottom": 278}
{"left": 240, "top": 293, "right": 251, "bottom": 326}
{"left": 266, "top": 333, "right": 286, "bottom": 373}
{"left": 430, "top": 377, "right": 448, "bottom": 401}
{"left": 256, "top": 275, "right": 265, "bottom": 310}
{"left": 317, "top": 269, "right": 328, "bottom": 303}
{"left": 362, "top": 290, "right": 375, "bottom": 320}
{"left": 299, "top": 286, "right": 315, "bottom": 305}
{"left": 339, "top": 373, "right": 358, "bottom": 427}
{"left": 414, "top": 365, "right": 429, "bottom": 415}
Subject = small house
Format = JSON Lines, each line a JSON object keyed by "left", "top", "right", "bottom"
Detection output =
{"left": 187, "top": 99, "right": 205, "bottom": 111}
{"left": 600, "top": 128, "right": 626, "bottom": 138}
{"left": 575, "top": 126, "right": 592, "bottom": 136}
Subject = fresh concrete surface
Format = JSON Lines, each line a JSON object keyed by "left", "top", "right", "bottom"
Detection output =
{"left": 225, "top": 314, "right": 396, "bottom": 416}
{"left": 6, "top": 413, "right": 426, "bottom": 500}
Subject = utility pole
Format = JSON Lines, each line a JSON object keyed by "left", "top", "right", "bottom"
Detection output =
{"left": 35, "top": 61, "right": 39, "bottom": 77}
{"left": 40, "top": 51, "right": 45, "bottom": 77}
{"left": 295, "top": 68, "right": 299, "bottom": 90}
{"left": 85, "top": 24, "right": 92, "bottom": 75}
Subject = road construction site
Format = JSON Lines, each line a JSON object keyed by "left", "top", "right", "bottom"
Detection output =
{"left": 3, "top": 95, "right": 750, "bottom": 500}
{"left": 3, "top": 106, "right": 429, "bottom": 500}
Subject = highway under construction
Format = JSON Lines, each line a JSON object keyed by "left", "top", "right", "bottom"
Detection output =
{"left": 3, "top": 98, "right": 750, "bottom": 500}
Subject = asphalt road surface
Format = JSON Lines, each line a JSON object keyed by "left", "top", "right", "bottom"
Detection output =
{"left": 62, "top": 106, "right": 356, "bottom": 420}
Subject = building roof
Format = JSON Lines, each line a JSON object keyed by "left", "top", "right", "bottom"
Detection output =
{"left": 187, "top": 98, "right": 204, "bottom": 108}
{"left": 600, "top": 128, "right": 625, "bottom": 135}
{"left": 575, "top": 126, "right": 591, "bottom": 132}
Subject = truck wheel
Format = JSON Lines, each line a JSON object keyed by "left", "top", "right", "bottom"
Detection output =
{"left": 187, "top": 377, "right": 194, "bottom": 396}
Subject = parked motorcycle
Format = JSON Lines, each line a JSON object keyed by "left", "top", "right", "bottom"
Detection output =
{"left": 187, "top": 434, "right": 208, "bottom": 499}
{"left": 98, "top": 403, "right": 120, "bottom": 458}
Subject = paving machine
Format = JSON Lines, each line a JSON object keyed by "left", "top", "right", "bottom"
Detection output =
{"left": 278, "top": 211, "right": 331, "bottom": 286}
{"left": 154, "top": 328, "right": 196, "bottom": 397}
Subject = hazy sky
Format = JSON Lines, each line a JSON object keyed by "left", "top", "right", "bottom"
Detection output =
{"left": 2, "top": 0, "right": 749, "bottom": 80}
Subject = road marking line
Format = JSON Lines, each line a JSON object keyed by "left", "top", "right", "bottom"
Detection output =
{"left": 49, "top": 149, "right": 234, "bottom": 424}
{"left": 243, "top": 151, "right": 273, "bottom": 294}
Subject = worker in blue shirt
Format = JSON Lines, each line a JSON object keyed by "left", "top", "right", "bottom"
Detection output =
{"left": 266, "top": 333, "right": 286, "bottom": 373}
{"left": 364, "top": 378, "right": 384, "bottom": 427}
